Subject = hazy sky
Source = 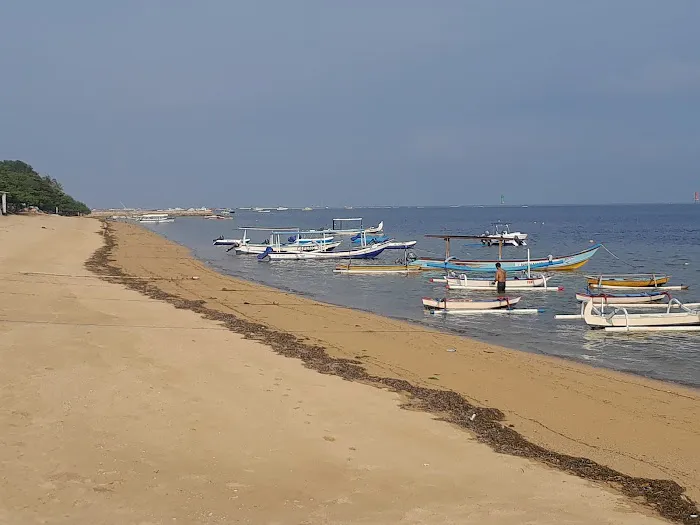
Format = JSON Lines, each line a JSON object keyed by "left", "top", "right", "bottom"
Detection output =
{"left": 1, "top": 1, "right": 699, "bottom": 208}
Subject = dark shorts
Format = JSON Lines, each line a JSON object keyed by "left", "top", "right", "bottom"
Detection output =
{"left": 497, "top": 282, "right": 506, "bottom": 293}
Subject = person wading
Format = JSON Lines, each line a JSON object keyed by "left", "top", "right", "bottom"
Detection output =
{"left": 494, "top": 262, "right": 507, "bottom": 293}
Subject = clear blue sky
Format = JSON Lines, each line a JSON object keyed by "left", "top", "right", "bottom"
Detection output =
{"left": 1, "top": 1, "right": 698, "bottom": 208}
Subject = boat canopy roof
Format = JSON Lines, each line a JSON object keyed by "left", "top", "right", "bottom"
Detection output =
{"left": 332, "top": 217, "right": 363, "bottom": 222}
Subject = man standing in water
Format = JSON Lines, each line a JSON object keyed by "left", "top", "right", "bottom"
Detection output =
{"left": 494, "top": 262, "right": 507, "bottom": 293}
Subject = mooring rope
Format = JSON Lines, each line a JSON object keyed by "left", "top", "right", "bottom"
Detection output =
{"left": 600, "top": 243, "right": 642, "bottom": 269}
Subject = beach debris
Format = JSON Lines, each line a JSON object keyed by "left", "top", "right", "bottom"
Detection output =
{"left": 85, "top": 221, "right": 700, "bottom": 525}
{"left": 191, "top": 276, "right": 200, "bottom": 280}
{"left": 469, "top": 413, "right": 477, "bottom": 422}
{"left": 446, "top": 348, "right": 456, "bottom": 353}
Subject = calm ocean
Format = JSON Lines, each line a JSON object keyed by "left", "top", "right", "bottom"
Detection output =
{"left": 142, "top": 205, "right": 700, "bottom": 387}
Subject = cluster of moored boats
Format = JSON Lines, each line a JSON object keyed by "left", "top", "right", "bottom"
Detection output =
{"left": 212, "top": 217, "right": 697, "bottom": 332}
{"left": 213, "top": 218, "right": 418, "bottom": 260}
{"left": 554, "top": 275, "right": 698, "bottom": 332}
{"left": 423, "top": 270, "right": 698, "bottom": 332}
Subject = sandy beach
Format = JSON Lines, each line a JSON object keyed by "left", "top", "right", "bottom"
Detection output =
{"left": 1, "top": 215, "right": 698, "bottom": 524}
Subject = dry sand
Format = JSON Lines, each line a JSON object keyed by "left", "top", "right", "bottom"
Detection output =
{"left": 0, "top": 215, "right": 697, "bottom": 524}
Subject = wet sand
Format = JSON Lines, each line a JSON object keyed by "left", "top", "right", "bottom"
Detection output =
{"left": 0, "top": 215, "right": 697, "bottom": 524}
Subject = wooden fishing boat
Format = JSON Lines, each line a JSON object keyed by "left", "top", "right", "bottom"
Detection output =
{"left": 586, "top": 274, "right": 671, "bottom": 288}
{"left": 412, "top": 237, "right": 601, "bottom": 272}
{"left": 575, "top": 291, "right": 669, "bottom": 304}
{"left": 213, "top": 235, "right": 245, "bottom": 247}
{"left": 237, "top": 241, "right": 341, "bottom": 255}
{"left": 258, "top": 240, "right": 392, "bottom": 260}
{"left": 479, "top": 223, "right": 528, "bottom": 246}
{"left": 422, "top": 296, "right": 521, "bottom": 311}
{"left": 445, "top": 274, "right": 561, "bottom": 291}
{"left": 350, "top": 235, "right": 417, "bottom": 250}
{"left": 230, "top": 229, "right": 339, "bottom": 254}
{"left": 582, "top": 298, "right": 700, "bottom": 330}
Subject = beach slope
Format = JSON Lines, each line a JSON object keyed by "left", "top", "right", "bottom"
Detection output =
{"left": 0, "top": 215, "right": 695, "bottom": 524}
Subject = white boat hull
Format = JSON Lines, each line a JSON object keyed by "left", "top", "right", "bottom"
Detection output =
{"left": 446, "top": 275, "right": 553, "bottom": 291}
{"left": 259, "top": 241, "right": 391, "bottom": 260}
{"left": 237, "top": 241, "right": 341, "bottom": 255}
{"left": 582, "top": 300, "right": 700, "bottom": 328}
{"left": 422, "top": 296, "right": 521, "bottom": 311}
{"left": 213, "top": 238, "right": 244, "bottom": 246}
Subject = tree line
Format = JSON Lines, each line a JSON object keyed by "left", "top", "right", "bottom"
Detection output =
{"left": 0, "top": 160, "right": 90, "bottom": 215}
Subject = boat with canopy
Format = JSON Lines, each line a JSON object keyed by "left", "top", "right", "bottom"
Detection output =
{"left": 230, "top": 229, "right": 339, "bottom": 254}
{"left": 478, "top": 223, "right": 528, "bottom": 246}
{"left": 411, "top": 235, "right": 600, "bottom": 272}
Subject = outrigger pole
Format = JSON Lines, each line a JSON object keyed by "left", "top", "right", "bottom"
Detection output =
{"left": 425, "top": 234, "right": 509, "bottom": 262}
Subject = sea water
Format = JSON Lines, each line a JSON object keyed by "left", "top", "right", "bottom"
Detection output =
{"left": 143, "top": 204, "right": 700, "bottom": 387}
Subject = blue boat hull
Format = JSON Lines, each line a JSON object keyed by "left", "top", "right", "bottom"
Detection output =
{"left": 410, "top": 244, "right": 601, "bottom": 272}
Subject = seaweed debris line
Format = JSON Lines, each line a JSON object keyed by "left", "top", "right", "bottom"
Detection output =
{"left": 85, "top": 220, "right": 699, "bottom": 524}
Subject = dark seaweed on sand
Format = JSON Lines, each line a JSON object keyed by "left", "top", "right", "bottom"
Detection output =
{"left": 86, "top": 221, "right": 699, "bottom": 524}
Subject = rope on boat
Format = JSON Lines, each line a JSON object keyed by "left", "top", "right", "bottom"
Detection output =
{"left": 599, "top": 243, "right": 641, "bottom": 269}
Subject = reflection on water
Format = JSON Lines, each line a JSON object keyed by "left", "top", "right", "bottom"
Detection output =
{"left": 145, "top": 204, "right": 700, "bottom": 387}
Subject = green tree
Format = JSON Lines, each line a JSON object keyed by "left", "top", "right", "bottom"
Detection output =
{"left": 0, "top": 160, "right": 90, "bottom": 215}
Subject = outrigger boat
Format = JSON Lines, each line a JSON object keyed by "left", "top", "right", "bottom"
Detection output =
{"left": 422, "top": 296, "right": 523, "bottom": 311}
{"left": 333, "top": 248, "right": 422, "bottom": 275}
{"left": 585, "top": 274, "right": 678, "bottom": 289}
{"left": 350, "top": 234, "right": 417, "bottom": 250}
{"left": 236, "top": 230, "right": 339, "bottom": 255}
{"left": 581, "top": 298, "right": 700, "bottom": 332}
{"left": 575, "top": 291, "right": 669, "bottom": 304}
{"left": 319, "top": 218, "right": 383, "bottom": 235}
{"left": 412, "top": 235, "right": 600, "bottom": 272}
{"left": 479, "top": 223, "right": 528, "bottom": 247}
{"left": 258, "top": 239, "right": 391, "bottom": 260}
{"left": 334, "top": 263, "right": 423, "bottom": 275}
{"left": 443, "top": 273, "right": 562, "bottom": 291}
{"left": 213, "top": 235, "right": 245, "bottom": 247}
{"left": 138, "top": 213, "right": 174, "bottom": 224}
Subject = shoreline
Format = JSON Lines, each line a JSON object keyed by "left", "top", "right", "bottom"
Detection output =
{"left": 92, "top": 219, "right": 700, "bottom": 523}
{"left": 211, "top": 259, "right": 697, "bottom": 389}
